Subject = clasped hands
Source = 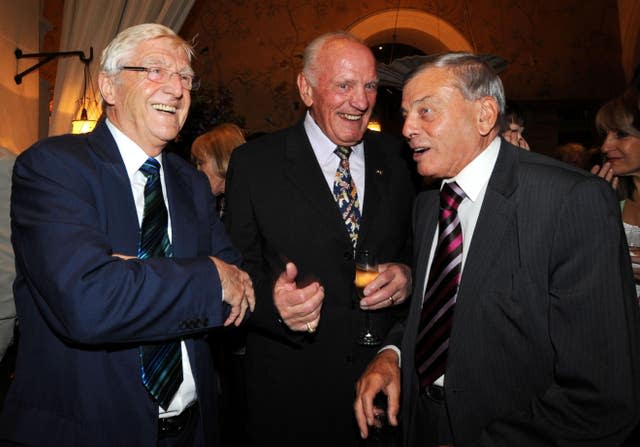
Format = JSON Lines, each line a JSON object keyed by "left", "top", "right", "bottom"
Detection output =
{"left": 112, "top": 253, "right": 255, "bottom": 327}
{"left": 210, "top": 257, "right": 255, "bottom": 326}
{"left": 273, "top": 261, "right": 411, "bottom": 333}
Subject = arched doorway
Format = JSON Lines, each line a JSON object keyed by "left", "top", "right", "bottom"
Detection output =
{"left": 348, "top": 8, "right": 473, "bottom": 55}
{"left": 347, "top": 9, "right": 474, "bottom": 136}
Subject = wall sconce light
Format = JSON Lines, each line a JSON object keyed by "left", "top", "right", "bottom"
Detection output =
{"left": 71, "top": 59, "right": 98, "bottom": 134}
{"left": 14, "top": 47, "right": 93, "bottom": 84}
{"left": 14, "top": 47, "right": 97, "bottom": 134}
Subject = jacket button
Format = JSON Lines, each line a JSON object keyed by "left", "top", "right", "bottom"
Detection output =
{"left": 343, "top": 251, "right": 353, "bottom": 261}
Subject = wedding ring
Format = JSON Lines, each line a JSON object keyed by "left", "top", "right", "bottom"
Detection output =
{"left": 306, "top": 322, "right": 315, "bottom": 333}
{"left": 388, "top": 296, "right": 396, "bottom": 305}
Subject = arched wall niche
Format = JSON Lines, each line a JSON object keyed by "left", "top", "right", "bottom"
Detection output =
{"left": 347, "top": 8, "right": 473, "bottom": 55}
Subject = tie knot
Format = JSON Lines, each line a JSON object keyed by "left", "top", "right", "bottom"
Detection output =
{"left": 140, "top": 157, "right": 161, "bottom": 178}
{"left": 440, "top": 182, "right": 465, "bottom": 211}
{"left": 334, "top": 145, "right": 352, "bottom": 160}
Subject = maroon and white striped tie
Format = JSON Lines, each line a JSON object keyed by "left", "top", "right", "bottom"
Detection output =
{"left": 415, "top": 181, "right": 465, "bottom": 389}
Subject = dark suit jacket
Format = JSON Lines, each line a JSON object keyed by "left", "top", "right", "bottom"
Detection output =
{"left": 395, "top": 140, "right": 640, "bottom": 446}
{"left": 225, "top": 122, "right": 415, "bottom": 446}
{"left": 0, "top": 120, "right": 240, "bottom": 446}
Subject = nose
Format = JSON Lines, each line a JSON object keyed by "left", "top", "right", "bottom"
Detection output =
{"left": 601, "top": 131, "right": 617, "bottom": 153}
{"left": 402, "top": 113, "right": 417, "bottom": 140}
{"left": 164, "top": 73, "right": 185, "bottom": 96}
{"left": 350, "top": 86, "right": 370, "bottom": 111}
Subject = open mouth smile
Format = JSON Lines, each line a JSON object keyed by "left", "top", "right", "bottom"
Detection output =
{"left": 338, "top": 112, "right": 362, "bottom": 121}
{"left": 152, "top": 103, "right": 177, "bottom": 114}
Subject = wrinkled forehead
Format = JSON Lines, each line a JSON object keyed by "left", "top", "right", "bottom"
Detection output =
{"left": 402, "top": 68, "right": 459, "bottom": 109}
{"left": 130, "top": 37, "right": 192, "bottom": 68}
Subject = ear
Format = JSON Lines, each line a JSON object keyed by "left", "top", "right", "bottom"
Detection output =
{"left": 98, "top": 72, "right": 116, "bottom": 106}
{"left": 296, "top": 72, "right": 314, "bottom": 108}
{"left": 476, "top": 97, "right": 499, "bottom": 136}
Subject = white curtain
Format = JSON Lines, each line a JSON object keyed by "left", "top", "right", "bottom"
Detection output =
{"left": 49, "top": 0, "right": 195, "bottom": 136}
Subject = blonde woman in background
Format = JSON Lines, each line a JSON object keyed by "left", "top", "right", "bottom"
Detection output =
{"left": 191, "top": 123, "right": 246, "bottom": 218}
{"left": 191, "top": 122, "right": 248, "bottom": 447}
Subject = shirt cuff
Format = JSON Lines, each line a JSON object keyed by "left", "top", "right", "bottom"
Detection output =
{"left": 378, "top": 345, "right": 401, "bottom": 368}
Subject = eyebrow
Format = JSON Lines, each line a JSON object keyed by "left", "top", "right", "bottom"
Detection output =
{"left": 411, "top": 95, "right": 430, "bottom": 106}
{"left": 402, "top": 95, "right": 430, "bottom": 112}
{"left": 139, "top": 58, "right": 194, "bottom": 75}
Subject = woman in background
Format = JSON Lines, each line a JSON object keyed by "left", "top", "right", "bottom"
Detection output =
{"left": 591, "top": 85, "right": 640, "bottom": 447}
{"left": 501, "top": 102, "right": 530, "bottom": 150}
{"left": 191, "top": 123, "right": 246, "bottom": 218}
{"left": 191, "top": 122, "right": 248, "bottom": 447}
{"left": 591, "top": 86, "right": 640, "bottom": 303}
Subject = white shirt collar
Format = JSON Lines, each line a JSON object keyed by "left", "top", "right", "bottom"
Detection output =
{"left": 303, "top": 111, "right": 364, "bottom": 163}
{"left": 105, "top": 118, "right": 162, "bottom": 179}
{"left": 445, "top": 136, "right": 501, "bottom": 202}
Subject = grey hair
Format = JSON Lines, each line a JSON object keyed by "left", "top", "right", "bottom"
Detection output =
{"left": 302, "top": 31, "right": 368, "bottom": 87}
{"left": 100, "top": 23, "right": 194, "bottom": 74}
{"left": 406, "top": 53, "right": 506, "bottom": 118}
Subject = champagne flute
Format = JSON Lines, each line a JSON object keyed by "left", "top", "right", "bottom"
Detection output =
{"left": 354, "top": 250, "right": 382, "bottom": 346}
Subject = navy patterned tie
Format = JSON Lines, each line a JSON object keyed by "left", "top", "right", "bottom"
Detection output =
{"left": 138, "top": 158, "right": 182, "bottom": 409}
{"left": 415, "top": 182, "right": 465, "bottom": 389}
{"left": 333, "top": 146, "right": 361, "bottom": 249}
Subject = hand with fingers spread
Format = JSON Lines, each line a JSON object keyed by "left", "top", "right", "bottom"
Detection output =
{"left": 359, "top": 262, "right": 411, "bottom": 310}
{"left": 590, "top": 162, "right": 620, "bottom": 190}
{"left": 274, "top": 262, "right": 325, "bottom": 333}
{"left": 354, "top": 349, "right": 401, "bottom": 439}
{"left": 210, "top": 256, "right": 255, "bottom": 326}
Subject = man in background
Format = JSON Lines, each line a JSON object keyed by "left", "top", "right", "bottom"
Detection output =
{"left": 225, "top": 32, "right": 415, "bottom": 446}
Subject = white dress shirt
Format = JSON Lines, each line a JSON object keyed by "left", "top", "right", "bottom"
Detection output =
{"left": 304, "top": 112, "right": 366, "bottom": 210}
{"left": 106, "top": 119, "right": 196, "bottom": 416}
{"left": 424, "top": 136, "right": 501, "bottom": 385}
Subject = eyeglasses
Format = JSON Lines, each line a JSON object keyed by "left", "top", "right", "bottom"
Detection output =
{"left": 119, "top": 66, "right": 201, "bottom": 91}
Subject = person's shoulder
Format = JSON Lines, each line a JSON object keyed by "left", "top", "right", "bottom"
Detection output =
{"left": 18, "top": 133, "right": 91, "bottom": 166}
{"left": 0, "top": 148, "right": 16, "bottom": 174}
{"left": 510, "top": 143, "right": 613, "bottom": 197}
{"left": 232, "top": 126, "right": 295, "bottom": 161}
{"left": 517, "top": 145, "right": 589, "bottom": 180}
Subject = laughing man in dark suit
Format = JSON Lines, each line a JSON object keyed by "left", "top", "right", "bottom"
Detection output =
{"left": 225, "top": 32, "right": 415, "bottom": 446}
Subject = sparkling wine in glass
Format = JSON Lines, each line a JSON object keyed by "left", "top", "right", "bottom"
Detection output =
{"left": 354, "top": 250, "right": 382, "bottom": 346}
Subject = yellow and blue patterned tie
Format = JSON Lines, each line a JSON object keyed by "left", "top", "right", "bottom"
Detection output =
{"left": 138, "top": 158, "right": 182, "bottom": 409}
{"left": 333, "top": 146, "right": 361, "bottom": 249}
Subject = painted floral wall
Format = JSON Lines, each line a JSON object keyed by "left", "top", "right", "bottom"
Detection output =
{"left": 180, "top": 0, "right": 626, "bottom": 139}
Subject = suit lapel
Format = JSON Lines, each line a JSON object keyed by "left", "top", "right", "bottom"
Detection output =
{"left": 358, "top": 132, "right": 387, "bottom": 247}
{"left": 87, "top": 121, "right": 140, "bottom": 255}
{"left": 457, "top": 142, "right": 518, "bottom": 301}
{"left": 407, "top": 190, "right": 440, "bottom": 338}
{"left": 284, "top": 123, "right": 349, "bottom": 242}
{"left": 163, "top": 154, "right": 198, "bottom": 258}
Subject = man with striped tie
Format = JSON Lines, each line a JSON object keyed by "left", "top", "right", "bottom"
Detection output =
{"left": 0, "top": 24, "right": 254, "bottom": 446}
{"left": 355, "top": 53, "right": 640, "bottom": 446}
